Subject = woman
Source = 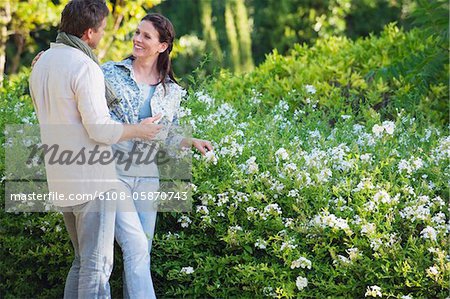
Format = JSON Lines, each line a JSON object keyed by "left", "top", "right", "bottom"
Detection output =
{"left": 102, "top": 13, "right": 212, "bottom": 298}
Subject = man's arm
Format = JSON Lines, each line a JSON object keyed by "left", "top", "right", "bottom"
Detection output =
{"left": 119, "top": 123, "right": 162, "bottom": 142}
{"left": 73, "top": 63, "right": 161, "bottom": 144}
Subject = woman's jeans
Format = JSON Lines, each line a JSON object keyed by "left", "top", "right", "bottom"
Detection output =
{"left": 61, "top": 192, "right": 116, "bottom": 299}
{"left": 115, "top": 175, "right": 160, "bottom": 299}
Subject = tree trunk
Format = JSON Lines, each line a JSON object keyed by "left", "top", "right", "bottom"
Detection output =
{"left": 0, "top": 1, "right": 11, "bottom": 86}
{"left": 234, "top": 0, "right": 254, "bottom": 72}
{"left": 199, "top": 0, "right": 223, "bottom": 65}
{"left": 10, "top": 33, "right": 24, "bottom": 74}
{"left": 225, "top": 0, "right": 241, "bottom": 72}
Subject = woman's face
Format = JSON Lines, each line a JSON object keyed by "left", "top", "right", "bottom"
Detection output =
{"left": 132, "top": 20, "right": 168, "bottom": 59}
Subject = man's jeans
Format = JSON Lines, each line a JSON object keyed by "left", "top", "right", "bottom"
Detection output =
{"left": 116, "top": 175, "right": 159, "bottom": 299}
{"left": 61, "top": 194, "right": 116, "bottom": 299}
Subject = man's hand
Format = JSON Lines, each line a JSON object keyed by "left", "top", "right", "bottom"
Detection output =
{"left": 140, "top": 113, "right": 162, "bottom": 125}
{"left": 120, "top": 122, "right": 163, "bottom": 142}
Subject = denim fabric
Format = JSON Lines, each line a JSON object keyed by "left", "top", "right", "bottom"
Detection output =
{"left": 116, "top": 175, "right": 160, "bottom": 299}
{"left": 61, "top": 193, "right": 116, "bottom": 299}
{"left": 101, "top": 58, "right": 184, "bottom": 126}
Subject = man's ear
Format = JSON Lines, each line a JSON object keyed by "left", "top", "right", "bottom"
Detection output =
{"left": 80, "top": 28, "right": 93, "bottom": 43}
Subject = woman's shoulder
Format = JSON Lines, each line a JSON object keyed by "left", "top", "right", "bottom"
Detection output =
{"left": 164, "top": 78, "right": 185, "bottom": 92}
{"left": 101, "top": 58, "right": 132, "bottom": 74}
{"left": 100, "top": 61, "right": 115, "bottom": 71}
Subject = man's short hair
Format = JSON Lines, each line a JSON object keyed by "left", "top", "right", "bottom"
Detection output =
{"left": 59, "top": 0, "right": 109, "bottom": 37}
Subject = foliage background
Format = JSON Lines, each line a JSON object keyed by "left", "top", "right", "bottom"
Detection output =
{"left": 0, "top": 0, "right": 449, "bottom": 298}
{"left": 1, "top": 0, "right": 419, "bottom": 81}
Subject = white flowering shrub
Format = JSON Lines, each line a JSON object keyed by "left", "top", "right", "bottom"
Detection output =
{"left": 150, "top": 26, "right": 448, "bottom": 298}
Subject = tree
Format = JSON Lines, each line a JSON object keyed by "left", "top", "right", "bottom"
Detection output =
{"left": 0, "top": 1, "right": 11, "bottom": 85}
{"left": 224, "top": 0, "right": 253, "bottom": 73}
{"left": 199, "top": 0, "right": 223, "bottom": 66}
{"left": 225, "top": 0, "right": 241, "bottom": 72}
{"left": 233, "top": 0, "right": 253, "bottom": 72}
{"left": 97, "top": 0, "right": 161, "bottom": 62}
{"left": 0, "top": 0, "right": 65, "bottom": 85}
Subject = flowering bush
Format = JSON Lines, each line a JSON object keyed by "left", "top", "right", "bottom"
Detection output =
{"left": 1, "top": 24, "right": 449, "bottom": 298}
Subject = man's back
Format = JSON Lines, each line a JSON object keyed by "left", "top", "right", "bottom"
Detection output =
{"left": 29, "top": 42, "right": 123, "bottom": 206}
{"left": 30, "top": 43, "right": 104, "bottom": 125}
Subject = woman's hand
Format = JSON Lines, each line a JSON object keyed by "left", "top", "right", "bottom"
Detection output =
{"left": 182, "top": 138, "right": 213, "bottom": 156}
{"left": 31, "top": 51, "right": 45, "bottom": 68}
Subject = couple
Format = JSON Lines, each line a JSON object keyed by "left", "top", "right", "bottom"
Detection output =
{"left": 29, "top": 0, "right": 212, "bottom": 298}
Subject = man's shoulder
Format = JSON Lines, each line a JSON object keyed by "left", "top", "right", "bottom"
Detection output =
{"left": 47, "top": 43, "right": 99, "bottom": 68}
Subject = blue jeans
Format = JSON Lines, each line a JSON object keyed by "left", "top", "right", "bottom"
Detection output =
{"left": 61, "top": 193, "right": 116, "bottom": 299}
{"left": 115, "top": 175, "right": 159, "bottom": 299}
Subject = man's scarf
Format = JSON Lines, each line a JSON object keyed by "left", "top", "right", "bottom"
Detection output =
{"left": 55, "top": 32, "right": 121, "bottom": 108}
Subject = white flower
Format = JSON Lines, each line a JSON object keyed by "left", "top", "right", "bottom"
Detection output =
{"left": 305, "top": 84, "right": 316, "bottom": 94}
{"left": 275, "top": 148, "right": 289, "bottom": 160}
{"left": 398, "top": 159, "right": 412, "bottom": 174}
{"left": 288, "top": 189, "right": 299, "bottom": 197}
{"left": 196, "top": 205, "right": 209, "bottom": 215}
{"left": 426, "top": 265, "right": 439, "bottom": 276}
{"left": 373, "top": 190, "right": 391, "bottom": 204}
{"left": 421, "top": 226, "right": 437, "bottom": 241}
{"left": 245, "top": 156, "right": 259, "bottom": 174}
{"left": 401, "top": 295, "right": 413, "bottom": 299}
{"left": 246, "top": 206, "right": 257, "bottom": 214}
{"left": 370, "top": 239, "right": 383, "bottom": 251}
{"left": 341, "top": 115, "right": 351, "bottom": 120}
{"left": 284, "top": 162, "right": 297, "bottom": 172}
{"left": 382, "top": 121, "right": 395, "bottom": 135}
{"left": 346, "top": 247, "right": 361, "bottom": 260}
{"left": 295, "top": 276, "right": 308, "bottom": 290}
{"left": 365, "top": 285, "right": 382, "bottom": 297}
{"left": 283, "top": 217, "right": 294, "bottom": 228}
{"left": 336, "top": 255, "right": 351, "bottom": 264}
{"left": 308, "top": 129, "right": 321, "bottom": 139}
{"left": 353, "top": 177, "right": 374, "bottom": 192}
{"left": 262, "top": 286, "right": 276, "bottom": 297}
{"left": 316, "top": 168, "right": 332, "bottom": 183}
{"left": 361, "top": 223, "right": 376, "bottom": 236}
{"left": 178, "top": 107, "right": 191, "bottom": 118}
{"left": 195, "top": 90, "right": 215, "bottom": 107}
{"left": 178, "top": 215, "right": 192, "bottom": 228}
{"left": 360, "top": 153, "right": 372, "bottom": 162}
{"left": 280, "top": 238, "right": 297, "bottom": 251}
{"left": 254, "top": 238, "right": 268, "bottom": 249}
{"left": 204, "top": 150, "right": 218, "bottom": 164}
{"left": 311, "top": 212, "right": 352, "bottom": 235}
{"left": 188, "top": 183, "right": 198, "bottom": 192}
{"left": 264, "top": 203, "right": 282, "bottom": 215}
{"left": 217, "top": 193, "right": 229, "bottom": 206}
{"left": 431, "top": 212, "right": 446, "bottom": 225}
{"left": 372, "top": 124, "right": 384, "bottom": 137}
{"left": 229, "top": 225, "right": 243, "bottom": 232}
{"left": 363, "top": 200, "right": 377, "bottom": 212}
{"left": 180, "top": 266, "right": 195, "bottom": 274}
{"left": 291, "top": 257, "right": 312, "bottom": 269}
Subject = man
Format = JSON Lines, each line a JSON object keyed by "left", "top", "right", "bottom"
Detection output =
{"left": 29, "top": 0, "right": 161, "bottom": 297}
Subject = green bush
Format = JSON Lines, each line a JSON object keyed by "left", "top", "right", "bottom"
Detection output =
{"left": 1, "top": 23, "right": 448, "bottom": 298}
